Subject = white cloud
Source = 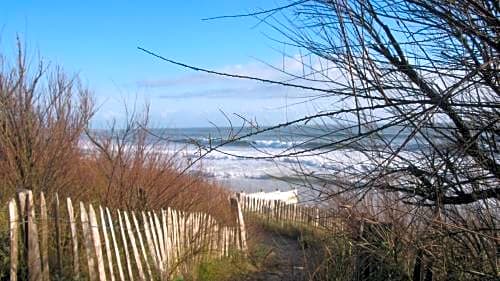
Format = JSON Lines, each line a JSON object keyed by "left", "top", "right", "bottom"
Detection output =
{"left": 122, "top": 54, "right": 349, "bottom": 126}
{"left": 136, "top": 54, "right": 346, "bottom": 101}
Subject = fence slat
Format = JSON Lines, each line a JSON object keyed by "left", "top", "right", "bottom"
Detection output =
{"left": 124, "top": 211, "right": 146, "bottom": 281}
{"left": 153, "top": 212, "right": 166, "bottom": 268}
{"left": 185, "top": 214, "right": 191, "bottom": 262}
{"left": 171, "top": 209, "right": 180, "bottom": 269}
{"left": 118, "top": 210, "right": 134, "bottom": 281}
{"left": 180, "top": 212, "right": 187, "bottom": 266}
{"left": 80, "top": 202, "right": 96, "bottom": 281}
{"left": 223, "top": 227, "right": 229, "bottom": 256}
{"left": 142, "top": 212, "right": 160, "bottom": 273}
{"left": 166, "top": 208, "right": 175, "bottom": 270}
{"left": 106, "top": 208, "right": 125, "bottom": 281}
{"left": 161, "top": 210, "right": 172, "bottom": 264}
{"left": 39, "top": 193, "right": 49, "bottom": 281}
{"left": 67, "top": 198, "right": 80, "bottom": 279}
{"left": 315, "top": 208, "right": 320, "bottom": 227}
{"left": 211, "top": 222, "right": 219, "bottom": 259}
{"left": 99, "top": 206, "right": 115, "bottom": 281}
{"left": 147, "top": 212, "right": 163, "bottom": 273}
{"left": 9, "top": 199, "right": 19, "bottom": 281}
{"left": 53, "top": 194, "right": 62, "bottom": 277}
{"left": 132, "top": 212, "right": 152, "bottom": 279}
{"left": 88, "top": 205, "right": 107, "bottom": 281}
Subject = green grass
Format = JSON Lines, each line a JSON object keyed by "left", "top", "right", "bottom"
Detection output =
{"left": 195, "top": 254, "right": 255, "bottom": 281}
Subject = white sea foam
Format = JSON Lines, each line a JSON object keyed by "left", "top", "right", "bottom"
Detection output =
{"left": 252, "top": 139, "right": 298, "bottom": 149}
{"left": 179, "top": 145, "right": 379, "bottom": 180}
{"left": 80, "top": 128, "right": 421, "bottom": 182}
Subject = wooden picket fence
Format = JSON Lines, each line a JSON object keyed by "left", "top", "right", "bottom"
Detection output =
{"left": 6, "top": 190, "right": 246, "bottom": 281}
{"left": 238, "top": 192, "right": 339, "bottom": 229}
{"left": 5, "top": 189, "right": 341, "bottom": 281}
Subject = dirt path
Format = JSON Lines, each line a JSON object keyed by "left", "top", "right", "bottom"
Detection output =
{"left": 242, "top": 224, "right": 318, "bottom": 281}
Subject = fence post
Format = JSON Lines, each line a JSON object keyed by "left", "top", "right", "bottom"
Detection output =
{"left": 17, "top": 191, "right": 28, "bottom": 270}
{"left": 26, "top": 191, "right": 42, "bottom": 281}
{"left": 53, "top": 194, "right": 62, "bottom": 277}
{"left": 230, "top": 197, "right": 248, "bottom": 254}
{"left": 39, "top": 193, "right": 49, "bottom": 281}
{"left": 9, "top": 199, "right": 19, "bottom": 281}
{"left": 17, "top": 191, "right": 27, "bottom": 228}
{"left": 67, "top": 198, "right": 80, "bottom": 279}
{"left": 80, "top": 202, "right": 96, "bottom": 281}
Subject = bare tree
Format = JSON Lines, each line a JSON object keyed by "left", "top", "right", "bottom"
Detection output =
{"left": 143, "top": 0, "right": 499, "bottom": 206}
{"left": 140, "top": 0, "right": 499, "bottom": 278}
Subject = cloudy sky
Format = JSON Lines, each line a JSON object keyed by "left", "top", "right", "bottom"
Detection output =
{"left": 1, "top": 0, "right": 336, "bottom": 128}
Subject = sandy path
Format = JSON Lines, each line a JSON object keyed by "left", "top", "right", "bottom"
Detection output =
{"left": 242, "top": 224, "right": 319, "bottom": 281}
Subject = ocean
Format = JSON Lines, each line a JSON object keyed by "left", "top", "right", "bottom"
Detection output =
{"left": 151, "top": 126, "right": 431, "bottom": 197}
{"left": 84, "top": 125, "right": 436, "bottom": 202}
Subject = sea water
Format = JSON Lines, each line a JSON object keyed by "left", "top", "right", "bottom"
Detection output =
{"left": 84, "top": 125, "right": 437, "bottom": 202}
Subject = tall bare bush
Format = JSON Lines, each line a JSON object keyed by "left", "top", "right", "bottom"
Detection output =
{"left": 0, "top": 42, "right": 231, "bottom": 222}
{"left": 0, "top": 42, "right": 93, "bottom": 201}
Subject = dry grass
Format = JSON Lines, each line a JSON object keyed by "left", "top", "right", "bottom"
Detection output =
{"left": 308, "top": 191, "right": 500, "bottom": 281}
{"left": 0, "top": 41, "right": 232, "bottom": 222}
{"left": 239, "top": 191, "right": 498, "bottom": 281}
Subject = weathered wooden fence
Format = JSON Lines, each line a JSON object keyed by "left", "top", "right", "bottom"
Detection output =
{"left": 6, "top": 190, "right": 246, "bottom": 281}
{"left": 238, "top": 192, "right": 339, "bottom": 229}
{"left": 239, "top": 189, "right": 299, "bottom": 204}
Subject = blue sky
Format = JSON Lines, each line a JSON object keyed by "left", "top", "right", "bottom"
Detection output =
{"left": 1, "top": 1, "right": 328, "bottom": 128}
